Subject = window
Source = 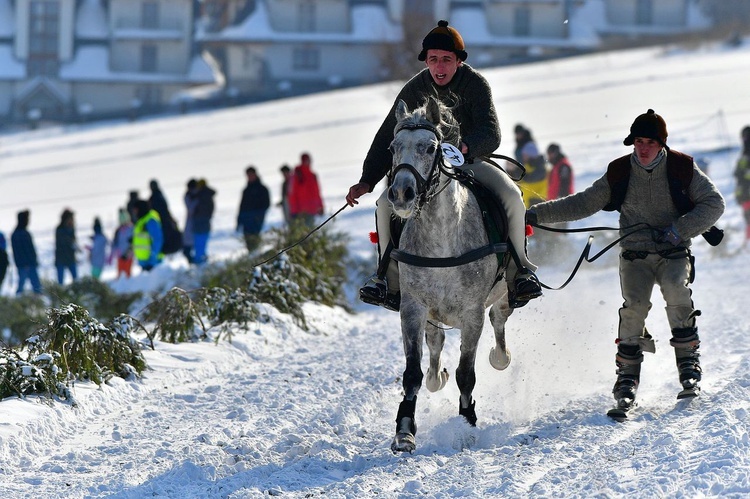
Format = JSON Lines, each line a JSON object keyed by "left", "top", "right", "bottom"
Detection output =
{"left": 405, "top": 0, "right": 433, "bottom": 17}
{"left": 635, "top": 0, "right": 653, "bottom": 26}
{"left": 141, "top": 44, "right": 158, "bottom": 72}
{"left": 297, "top": 0, "right": 315, "bottom": 32}
{"left": 513, "top": 5, "right": 531, "bottom": 37}
{"left": 292, "top": 46, "right": 320, "bottom": 71}
{"left": 28, "top": 1, "right": 60, "bottom": 76}
{"left": 142, "top": 1, "right": 159, "bottom": 29}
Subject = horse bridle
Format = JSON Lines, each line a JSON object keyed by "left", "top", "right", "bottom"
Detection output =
{"left": 387, "top": 122, "right": 447, "bottom": 209}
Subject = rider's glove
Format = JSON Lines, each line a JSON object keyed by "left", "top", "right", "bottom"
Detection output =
{"left": 525, "top": 210, "right": 538, "bottom": 226}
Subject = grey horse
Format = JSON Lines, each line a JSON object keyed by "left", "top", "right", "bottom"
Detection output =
{"left": 387, "top": 97, "right": 514, "bottom": 453}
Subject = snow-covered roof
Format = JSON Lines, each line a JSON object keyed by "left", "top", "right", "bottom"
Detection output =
{"left": 0, "top": 44, "right": 25, "bottom": 80}
{"left": 76, "top": 0, "right": 109, "bottom": 40}
{"left": 59, "top": 46, "right": 216, "bottom": 84}
{"left": 201, "top": 1, "right": 402, "bottom": 44}
{"left": 452, "top": 5, "right": 599, "bottom": 50}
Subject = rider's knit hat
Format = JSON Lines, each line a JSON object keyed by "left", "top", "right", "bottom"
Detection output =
{"left": 418, "top": 20, "right": 467, "bottom": 62}
{"left": 624, "top": 109, "right": 669, "bottom": 150}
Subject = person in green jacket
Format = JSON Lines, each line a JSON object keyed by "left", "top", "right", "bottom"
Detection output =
{"left": 131, "top": 200, "right": 164, "bottom": 271}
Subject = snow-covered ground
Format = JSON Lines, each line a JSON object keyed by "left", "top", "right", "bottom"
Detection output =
{"left": 1, "top": 40, "right": 750, "bottom": 498}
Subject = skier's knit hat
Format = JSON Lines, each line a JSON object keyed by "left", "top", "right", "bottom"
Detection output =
{"left": 418, "top": 20, "right": 467, "bottom": 62}
{"left": 624, "top": 109, "right": 669, "bottom": 150}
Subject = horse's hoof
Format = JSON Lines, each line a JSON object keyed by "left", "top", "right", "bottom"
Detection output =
{"left": 426, "top": 367, "right": 449, "bottom": 392}
{"left": 489, "top": 347, "right": 511, "bottom": 370}
{"left": 391, "top": 432, "right": 416, "bottom": 454}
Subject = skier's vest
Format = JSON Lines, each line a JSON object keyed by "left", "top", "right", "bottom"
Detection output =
{"left": 603, "top": 150, "right": 723, "bottom": 245}
{"left": 603, "top": 150, "right": 694, "bottom": 214}
{"left": 133, "top": 210, "right": 162, "bottom": 261}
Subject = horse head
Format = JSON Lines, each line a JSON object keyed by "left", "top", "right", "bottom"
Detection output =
{"left": 387, "top": 98, "right": 453, "bottom": 219}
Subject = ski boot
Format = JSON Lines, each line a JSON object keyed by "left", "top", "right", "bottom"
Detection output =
{"left": 671, "top": 327, "right": 702, "bottom": 399}
{"left": 607, "top": 343, "right": 643, "bottom": 421}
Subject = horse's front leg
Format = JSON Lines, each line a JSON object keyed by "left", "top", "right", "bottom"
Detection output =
{"left": 456, "top": 309, "right": 484, "bottom": 426}
{"left": 392, "top": 301, "right": 427, "bottom": 453}
{"left": 425, "top": 315, "right": 449, "bottom": 392}
{"left": 488, "top": 294, "right": 513, "bottom": 370}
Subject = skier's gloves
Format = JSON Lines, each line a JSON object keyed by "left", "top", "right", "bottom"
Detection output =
{"left": 658, "top": 225, "right": 681, "bottom": 246}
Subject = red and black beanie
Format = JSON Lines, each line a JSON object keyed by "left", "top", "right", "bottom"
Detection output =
{"left": 623, "top": 109, "right": 669, "bottom": 149}
{"left": 418, "top": 20, "right": 468, "bottom": 62}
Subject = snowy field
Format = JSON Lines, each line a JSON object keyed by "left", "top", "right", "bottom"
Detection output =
{"left": 1, "top": 40, "right": 750, "bottom": 498}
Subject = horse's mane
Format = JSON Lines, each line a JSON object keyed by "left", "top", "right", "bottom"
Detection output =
{"left": 399, "top": 97, "right": 461, "bottom": 148}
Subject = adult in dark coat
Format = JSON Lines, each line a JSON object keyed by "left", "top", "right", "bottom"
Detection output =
{"left": 55, "top": 208, "right": 78, "bottom": 284}
{"left": 0, "top": 232, "right": 8, "bottom": 290}
{"left": 236, "top": 166, "right": 270, "bottom": 252}
{"left": 11, "top": 210, "right": 42, "bottom": 295}
{"left": 149, "top": 179, "right": 182, "bottom": 255}
{"left": 192, "top": 179, "right": 216, "bottom": 264}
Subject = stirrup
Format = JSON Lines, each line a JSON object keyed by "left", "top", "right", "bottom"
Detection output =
{"left": 359, "top": 277, "right": 400, "bottom": 311}
{"left": 513, "top": 269, "right": 543, "bottom": 302}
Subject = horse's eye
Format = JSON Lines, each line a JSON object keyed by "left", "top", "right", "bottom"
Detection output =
{"left": 426, "top": 144, "right": 436, "bottom": 155}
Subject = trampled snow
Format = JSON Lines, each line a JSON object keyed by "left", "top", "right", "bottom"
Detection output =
{"left": 1, "top": 40, "right": 750, "bottom": 498}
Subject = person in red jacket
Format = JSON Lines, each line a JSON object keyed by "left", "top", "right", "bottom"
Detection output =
{"left": 288, "top": 152, "right": 324, "bottom": 226}
{"left": 546, "top": 143, "right": 574, "bottom": 200}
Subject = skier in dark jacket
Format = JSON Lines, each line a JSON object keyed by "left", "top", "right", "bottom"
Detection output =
{"left": 192, "top": 178, "right": 216, "bottom": 264}
{"left": 0, "top": 232, "right": 8, "bottom": 290}
{"left": 11, "top": 209, "right": 42, "bottom": 295}
{"left": 54, "top": 208, "right": 78, "bottom": 284}
{"left": 734, "top": 125, "right": 750, "bottom": 244}
{"left": 236, "top": 166, "right": 270, "bottom": 252}
{"left": 149, "top": 179, "right": 182, "bottom": 255}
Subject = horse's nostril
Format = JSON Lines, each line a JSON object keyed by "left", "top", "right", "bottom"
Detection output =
{"left": 404, "top": 187, "right": 415, "bottom": 202}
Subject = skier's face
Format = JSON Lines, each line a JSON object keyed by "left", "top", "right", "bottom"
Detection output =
{"left": 633, "top": 137, "right": 662, "bottom": 165}
{"left": 424, "top": 49, "right": 461, "bottom": 87}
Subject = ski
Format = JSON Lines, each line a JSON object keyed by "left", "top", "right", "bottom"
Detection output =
{"left": 607, "top": 399, "right": 636, "bottom": 422}
{"left": 677, "top": 385, "right": 700, "bottom": 399}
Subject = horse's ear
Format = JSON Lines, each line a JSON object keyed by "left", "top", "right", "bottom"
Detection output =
{"left": 395, "top": 99, "right": 409, "bottom": 122}
{"left": 425, "top": 98, "right": 441, "bottom": 126}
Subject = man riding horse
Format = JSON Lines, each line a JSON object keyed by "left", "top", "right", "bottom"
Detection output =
{"left": 346, "top": 20, "right": 542, "bottom": 310}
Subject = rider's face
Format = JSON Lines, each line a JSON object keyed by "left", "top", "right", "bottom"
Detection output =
{"left": 424, "top": 49, "right": 461, "bottom": 87}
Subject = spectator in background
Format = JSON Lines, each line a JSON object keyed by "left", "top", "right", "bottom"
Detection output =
{"left": 149, "top": 179, "right": 182, "bottom": 255}
{"left": 192, "top": 178, "right": 216, "bottom": 264}
{"left": 110, "top": 208, "right": 134, "bottom": 278}
{"left": 131, "top": 199, "right": 164, "bottom": 271}
{"left": 0, "top": 232, "right": 8, "bottom": 290}
{"left": 55, "top": 208, "right": 78, "bottom": 285}
{"left": 126, "top": 190, "right": 141, "bottom": 223}
{"left": 514, "top": 124, "right": 548, "bottom": 207}
{"left": 183, "top": 178, "right": 199, "bottom": 263}
{"left": 237, "top": 166, "right": 270, "bottom": 253}
{"left": 288, "top": 152, "right": 324, "bottom": 226}
{"left": 546, "top": 143, "right": 574, "bottom": 200}
{"left": 279, "top": 164, "right": 292, "bottom": 224}
{"left": 734, "top": 125, "right": 750, "bottom": 245}
{"left": 11, "top": 209, "right": 42, "bottom": 295}
{"left": 88, "top": 217, "right": 109, "bottom": 279}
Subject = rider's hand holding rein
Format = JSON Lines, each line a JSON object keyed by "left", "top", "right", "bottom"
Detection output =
{"left": 346, "top": 182, "right": 371, "bottom": 206}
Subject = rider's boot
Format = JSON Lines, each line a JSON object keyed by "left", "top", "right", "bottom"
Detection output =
{"left": 359, "top": 274, "right": 400, "bottom": 312}
{"left": 612, "top": 343, "right": 643, "bottom": 408}
{"left": 509, "top": 268, "right": 543, "bottom": 308}
{"left": 671, "top": 327, "right": 702, "bottom": 391}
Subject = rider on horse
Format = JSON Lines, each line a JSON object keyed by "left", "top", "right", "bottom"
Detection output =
{"left": 346, "top": 20, "right": 542, "bottom": 310}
